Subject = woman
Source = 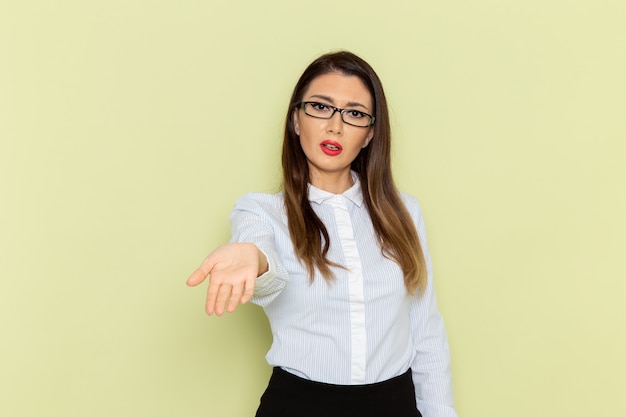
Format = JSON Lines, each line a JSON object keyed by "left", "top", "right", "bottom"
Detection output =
{"left": 187, "top": 51, "right": 457, "bottom": 417}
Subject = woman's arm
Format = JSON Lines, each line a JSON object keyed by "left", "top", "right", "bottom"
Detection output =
{"left": 187, "top": 193, "right": 289, "bottom": 315}
{"left": 404, "top": 194, "right": 458, "bottom": 417}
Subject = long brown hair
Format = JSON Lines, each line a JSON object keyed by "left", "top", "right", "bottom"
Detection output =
{"left": 281, "top": 51, "right": 427, "bottom": 295}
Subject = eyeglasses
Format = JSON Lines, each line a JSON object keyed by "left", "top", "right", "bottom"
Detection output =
{"left": 299, "top": 101, "right": 375, "bottom": 127}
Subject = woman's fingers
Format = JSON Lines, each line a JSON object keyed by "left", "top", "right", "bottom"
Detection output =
{"left": 205, "top": 272, "right": 222, "bottom": 315}
{"left": 206, "top": 282, "right": 248, "bottom": 316}
{"left": 205, "top": 271, "right": 254, "bottom": 316}
{"left": 213, "top": 280, "right": 234, "bottom": 316}
{"left": 240, "top": 275, "right": 256, "bottom": 305}
{"left": 226, "top": 282, "right": 246, "bottom": 314}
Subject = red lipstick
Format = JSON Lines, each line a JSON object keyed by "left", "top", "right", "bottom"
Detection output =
{"left": 320, "top": 140, "right": 343, "bottom": 156}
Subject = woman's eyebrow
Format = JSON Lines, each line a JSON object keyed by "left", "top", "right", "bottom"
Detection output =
{"left": 308, "top": 94, "right": 369, "bottom": 110}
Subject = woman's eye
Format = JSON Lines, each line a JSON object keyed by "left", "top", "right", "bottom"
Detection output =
{"left": 347, "top": 110, "right": 365, "bottom": 118}
{"left": 312, "top": 103, "right": 329, "bottom": 111}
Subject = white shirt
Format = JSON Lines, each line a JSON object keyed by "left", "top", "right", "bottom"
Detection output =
{"left": 229, "top": 176, "right": 457, "bottom": 417}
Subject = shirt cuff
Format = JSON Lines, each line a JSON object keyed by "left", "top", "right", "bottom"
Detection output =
{"left": 255, "top": 247, "right": 277, "bottom": 289}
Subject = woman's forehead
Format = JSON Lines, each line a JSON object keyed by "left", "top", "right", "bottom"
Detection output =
{"left": 303, "top": 72, "right": 373, "bottom": 109}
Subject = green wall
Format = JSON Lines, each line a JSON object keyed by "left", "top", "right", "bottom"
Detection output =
{"left": 2, "top": 1, "right": 625, "bottom": 416}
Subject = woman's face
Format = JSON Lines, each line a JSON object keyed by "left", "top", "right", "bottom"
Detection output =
{"left": 293, "top": 72, "right": 374, "bottom": 192}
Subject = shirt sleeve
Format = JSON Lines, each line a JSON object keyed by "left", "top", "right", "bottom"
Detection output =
{"left": 229, "top": 193, "right": 289, "bottom": 306}
{"left": 405, "top": 196, "right": 458, "bottom": 417}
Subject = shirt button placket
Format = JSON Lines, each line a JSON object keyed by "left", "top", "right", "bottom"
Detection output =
{"left": 329, "top": 195, "right": 367, "bottom": 384}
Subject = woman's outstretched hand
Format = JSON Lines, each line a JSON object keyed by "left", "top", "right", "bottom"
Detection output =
{"left": 186, "top": 243, "right": 268, "bottom": 316}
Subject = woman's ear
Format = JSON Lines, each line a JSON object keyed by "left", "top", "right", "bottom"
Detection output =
{"left": 362, "top": 128, "right": 374, "bottom": 148}
{"left": 293, "top": 110, "right": 300, "bottom": 136}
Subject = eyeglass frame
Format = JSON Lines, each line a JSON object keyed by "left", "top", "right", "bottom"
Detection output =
{"left": 297, "top": 101, "right": 376, "bottom": 127}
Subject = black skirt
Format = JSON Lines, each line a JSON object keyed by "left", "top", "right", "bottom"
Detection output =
{"left": 255, "top": 367, "right": 422, "bottom": 417}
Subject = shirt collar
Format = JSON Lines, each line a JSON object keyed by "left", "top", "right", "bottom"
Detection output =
{"left": 307, "top": 172, "right": 364, "bottom": 207}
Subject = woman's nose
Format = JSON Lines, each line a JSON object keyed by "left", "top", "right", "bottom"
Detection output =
{"left": 327, "top": 111, "right": 344, "bottom": 134}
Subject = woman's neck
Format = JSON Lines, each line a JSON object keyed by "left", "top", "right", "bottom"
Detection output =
{"left": 309, "top": 170, "right": 354, "bottom": 194}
